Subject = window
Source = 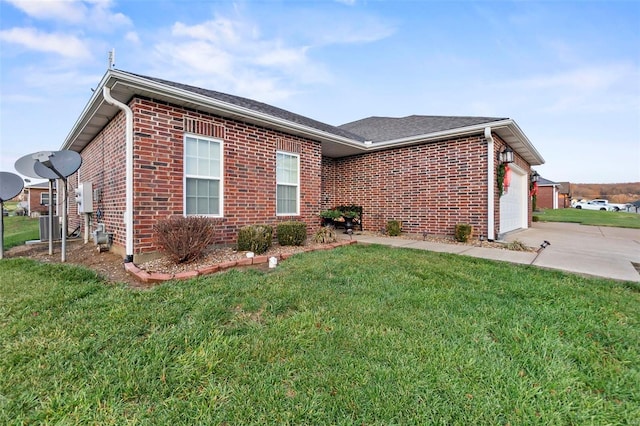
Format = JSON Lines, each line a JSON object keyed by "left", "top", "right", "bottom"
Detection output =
{"left": 276, "top": 151, "right": 299, "bottom": 215}
{"left": 40, "top": 192, "right": 49, "bottom": 206}
{"left": 184, "top": 135, "right": 223, "bottom": 216}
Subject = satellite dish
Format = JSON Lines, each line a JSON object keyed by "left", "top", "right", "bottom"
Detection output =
{"left": 0, "top": 172, "right": 24, "bottom": 202}
{"left": 15, "top": 152, "right": 49, "bottom": 179}
{"left": 15, "top": 150, "right": 82, "bottom": 179}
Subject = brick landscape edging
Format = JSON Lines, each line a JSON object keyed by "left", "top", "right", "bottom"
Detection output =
{"left": 124, "top": 240, "right": 356, "bottom": 283}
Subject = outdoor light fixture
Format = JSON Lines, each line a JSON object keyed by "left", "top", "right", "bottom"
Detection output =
{"left": 530, "top": 170, "right": 540, "bottom": 182}
{"left": 500, "top": 147, "right": 514, "bottom": 164}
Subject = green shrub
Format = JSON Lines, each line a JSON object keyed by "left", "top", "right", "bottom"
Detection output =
{"left": 277, "top": 221, "right": 307, "bottom": 246}
{"left": 313, "top": 226, "right": 337, "bottom": 244}
{"left": 154, "top": 216, "right": 217, "bottom": 263}
{"left": 454, "top": 223, "right": 473, "bottom": 242}
{"left": 386, "top": 220, "right": 402, "bottom": 236}
{"left": 237, "top": 224, "right": 273, "bottom": 254}
{"left": 319, "top": 209, "right": 342, "bottom": 220}
{"left": 532, "top": 215, "right": 539, "bottom": 222}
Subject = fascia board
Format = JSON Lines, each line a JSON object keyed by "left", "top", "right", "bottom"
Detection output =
{"left": 362, "top": 118, "right": 546, "bottom": 166}
{"left": 492, "top": 119, "right": 545, "bottom": 165}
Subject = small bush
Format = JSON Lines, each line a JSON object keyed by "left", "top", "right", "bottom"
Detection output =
{"left": 313, "top": 226, "right": 337, "bottom": 244}
{"left": 532, "top": 215, "right": 540, "bottom": 222}
{"left": 386, "top": 220, "right": 402, "bottom": 236}
{"left": 237, "top": 224, "right": 273, "bottom": 254}
{"left": 277, "top": 221, "right": 307, "bottom": 246}
{"left": 454, "top": 223, "right": 473, "bottom": 242}
{"left": 154, "top": 216, "right": 217, "bottom": 263}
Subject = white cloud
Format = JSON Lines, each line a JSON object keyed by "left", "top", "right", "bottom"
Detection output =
{"left": 125, "top": 31, "right": 140, "bottom": 44}
{"left": 0, "top": 27, "right": 91, "bottom": 59}
{"left": 4, "top": 0, "right": 87, "bottom": 22}
{"left": 3, "top": 0, "right": 131, "bottom": 30}
{"left": 150, "top": 15, "right": 332, "bottom": 102}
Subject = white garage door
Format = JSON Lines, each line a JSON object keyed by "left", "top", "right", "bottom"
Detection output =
{"left": 499, "top": 165, "right": 527, "bottom": 235}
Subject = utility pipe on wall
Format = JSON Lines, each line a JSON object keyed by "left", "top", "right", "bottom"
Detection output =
{"left": 103, "top": 87, "right": 134, "bottom": 262}
{"left": 485, "top": 127, "right": 495, "bottom": 241}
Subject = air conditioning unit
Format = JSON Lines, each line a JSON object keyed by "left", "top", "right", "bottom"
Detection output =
{"left": 39, "top": 216, "right": 61, "bottom": 241}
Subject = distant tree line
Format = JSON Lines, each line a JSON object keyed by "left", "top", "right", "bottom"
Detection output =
{"left": 570, "top": 182, "right": 640, "bottom": 203}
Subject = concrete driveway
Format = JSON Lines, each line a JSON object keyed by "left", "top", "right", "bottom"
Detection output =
{"left": 503, "top": 222, "right": 640, "bottom": 282}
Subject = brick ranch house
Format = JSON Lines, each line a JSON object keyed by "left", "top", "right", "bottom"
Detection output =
{"left": 535, "top": 176, "right": 561, "bottom": 210}
{"left": 23, "top": 181, "right": 53, "bottom": 216}
{"left": 61, "top": 69, "right": 544, "bottom": 263}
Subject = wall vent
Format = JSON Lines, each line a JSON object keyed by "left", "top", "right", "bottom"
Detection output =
{"left": 184, "top": 118, "right": 225, "bottom": 139}
{"left": 276, "top": 138, "right": 301, "bottom": 153}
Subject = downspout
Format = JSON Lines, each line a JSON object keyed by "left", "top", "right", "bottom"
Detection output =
{"left": 485, "top": 127, "right": 495, "bottom": 241}
{"left": 103, "top": 87, "right": 134, "bottom": 262}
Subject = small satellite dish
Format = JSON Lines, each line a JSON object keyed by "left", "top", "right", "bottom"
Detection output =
{"left": 15, "top": 150, "right": 82, "bottom": 179}
{"left": 0, "top": 172, "right": 24, "bottom": 202}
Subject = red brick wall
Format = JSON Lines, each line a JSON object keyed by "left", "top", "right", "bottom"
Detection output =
{"left": 324, "top": 135, "right": 490, "bottom": 237}
{"left": 320, "top": 134, "right": 532, "bottom": 239}
{"left": 537, "top": 186, "right": 556, "bottom": 209}
{"left": 68, "top": 110, "right": 128, "bottom": 251}
{"left": 70, "top": 97, "right": 322, "bottom": 258}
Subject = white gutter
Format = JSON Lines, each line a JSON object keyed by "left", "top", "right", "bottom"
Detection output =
{"left": 102, "top": 86, "right": 134, "bottom": 262}
{"left": 485, "top": 127, "right": 495, "bottom": 241}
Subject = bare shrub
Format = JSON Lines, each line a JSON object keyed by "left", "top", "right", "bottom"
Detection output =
{"left": 506, "top": 240, "right": 530, "bottom": 251}
{"left": 154, "top": 216, "right": 217, "bottom": 263}
{"left": 313, "top": 226, "right": 337, "bottom": 244}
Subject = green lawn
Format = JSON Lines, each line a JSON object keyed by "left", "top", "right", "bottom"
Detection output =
{"left": 2, "top": 215, "right": 40, "bottom": 249}
{"left": 1, "top": 244, "right": 638, "bottom": 424}
{"left": 534, "top": 208, "right": 640, "bottom": 229}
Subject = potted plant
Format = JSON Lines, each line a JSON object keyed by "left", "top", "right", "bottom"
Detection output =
{"left": 340, "top": 210, "right": 358, "bottom": 232}
{"left": 319, "top": 209, "right": 342, "bottom": 227}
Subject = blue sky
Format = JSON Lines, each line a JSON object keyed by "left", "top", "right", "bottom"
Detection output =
{"left": 1, "top": 0, "right": 638, "bottom": 184}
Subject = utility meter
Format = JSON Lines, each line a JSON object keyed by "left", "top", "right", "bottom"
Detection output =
{"left": 75, "top": 182, "right": 94, "bottom": 214}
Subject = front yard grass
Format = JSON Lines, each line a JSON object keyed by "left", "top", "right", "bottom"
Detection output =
{"left": 2, "top": 215, "right": 40, "bottom": 249}
{"left": 1, "top": 244, "right": 638, "bottom": 424}
{"left": 534, "top": 208, "right": 640, "bottom": 228}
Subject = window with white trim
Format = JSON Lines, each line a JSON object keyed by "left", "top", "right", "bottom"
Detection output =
{"left": 184, "top": 135, "right": 223, "bottom": 216}
{"left": 276, "top": 151, "right": 299, "bottom": 215}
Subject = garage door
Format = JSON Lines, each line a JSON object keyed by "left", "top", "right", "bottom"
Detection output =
{"left": 499, "top": 165, "right": 527, "bottom": 235}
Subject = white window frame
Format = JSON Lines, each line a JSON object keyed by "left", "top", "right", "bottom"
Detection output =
{"left": 276, "top": 151, "right": 300, "bottom": 216}
{"left": 183, "top": 134, "right": 224, "bottom": 217}
{"left": 40, "top": 192, "right": 49, "bottom": 206}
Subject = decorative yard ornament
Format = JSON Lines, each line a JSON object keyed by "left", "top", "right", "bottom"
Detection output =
{"left": 0, "top": 171, "right": 25, "bottom": 259}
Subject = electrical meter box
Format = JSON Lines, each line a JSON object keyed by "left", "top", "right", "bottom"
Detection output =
{"left": 75, "top": 182, "right": 94, "bottom": 214}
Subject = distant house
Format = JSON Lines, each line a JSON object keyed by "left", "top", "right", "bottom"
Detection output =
{"left": 60, "top": 69, "right": 545, "bottom": 262}
{"left": 536, "top": 177, "right": 561, "bottom": 209}
{"left": 556, "top": 182, "right": 572, "bottom": 208}
{"left": 23, "top": 181, "right": 54, "bottom": 217}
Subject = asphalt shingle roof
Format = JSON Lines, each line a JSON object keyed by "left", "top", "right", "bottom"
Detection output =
{"left": 338, "top": 115, "right": 508, "bottom": 142}
{"left": 122, "top": 71, "right": 366, "bottom": 142}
